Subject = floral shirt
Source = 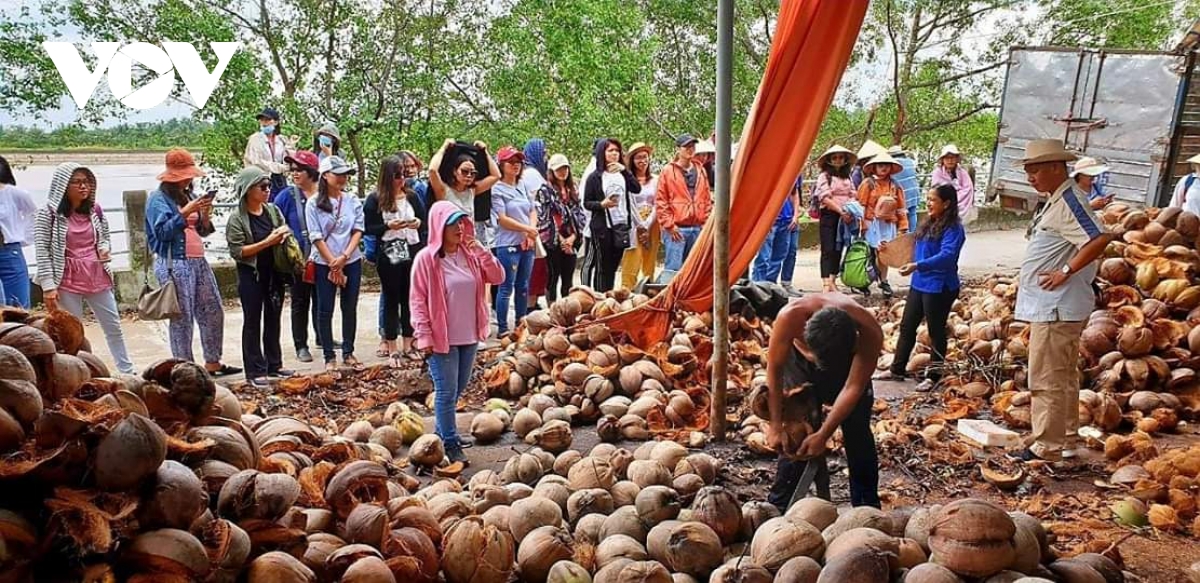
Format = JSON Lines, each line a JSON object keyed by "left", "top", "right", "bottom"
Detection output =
{"left": 536, "top": 183, "right": 586, "bottom": 248}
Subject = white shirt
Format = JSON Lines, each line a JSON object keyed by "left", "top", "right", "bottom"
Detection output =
{"left": 579, "top": 158, "right": 597, "bottom": 234}
{"left": 631, "top": 176, "right": 658, "bottom": 230}
{"left": 381, "top": 198, "right": 420, "bottom": 244}
{"left": 1170, "top": 173, "right": 1200, "bottom": 216}
{"left": 519, "top": 166, "right": 546, "bottom": 195}
{"left": 0, "top": 184, "right": 37, "bottom": 245}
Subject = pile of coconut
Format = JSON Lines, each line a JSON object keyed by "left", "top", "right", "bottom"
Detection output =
{"left": 1105, "top": 439, "right": 1200, "bottom": 537}
{"left": 479, "top": 286, "right": 771, "bottom": 447}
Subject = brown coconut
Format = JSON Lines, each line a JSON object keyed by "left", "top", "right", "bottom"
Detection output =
{"left": 94, "top": 413, "right": 166, "bottom": 491}
{"left": 646, "top": 521, "right": 723, "bottom": 577}
{"left": 517, "top": 525, "right": 576, "bottom": 583}
{"left": 749, "top": 517, "right": 825, "bottom": 571}
{"left": 786, "top": 498, "right": 838, "bottom": 531}
{"left": 690, "top": 486, "right": 742, "bottom": 545}
{"left": 509, "top": 496, "right": 563, "bottom": 543}
{"left": 903, "top": 562, "right": 963, "bottom": 583}
{"left": 441, "top": 517, "right": 516, "bottom": 583}
{"left": 928, "top": 499, "right": 1017, "bottom": 579}
{"left": 814, "top": 546, "right": 890, "bottom": 583}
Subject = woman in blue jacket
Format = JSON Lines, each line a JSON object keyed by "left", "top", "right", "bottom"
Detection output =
{"left": 875, "top": 183, "right": 965, "bottom": 390}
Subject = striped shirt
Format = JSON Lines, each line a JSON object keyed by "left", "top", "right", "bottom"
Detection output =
{"left": 1015, "top": 180, "right": 1107, "bottom": 323}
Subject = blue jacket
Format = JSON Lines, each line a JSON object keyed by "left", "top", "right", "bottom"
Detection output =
{"left": 894, "top": 156, "right": 920, "bottom": 210}
{"left": 911, "top": 222, "right": 965, "bottom": 294}
{"left": 272, "top": 186, "right": 312, "bottom": 256}
{"left": 145, "top": 189, "right": 213, "bottom": 259}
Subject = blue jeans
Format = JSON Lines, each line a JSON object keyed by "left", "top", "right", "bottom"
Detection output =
{"left": 494, "top": 246, "right": 533, "bottom": 334}
{"left": 315, "top": 260, "right": 362, "bottom": 362}
{"left": 907, "top": 206, "right": 918, "bottom": 234}
{"left": 662, "top": 226, "right": 702, "bottom": 274}
{"left": 781, "top": 227, "right": 800, "bottom": 285}
{"left": 0, "top": 243, "right": 31, "bottom": 308}
{"left": 377, "top": 288, "right": 387, "bottom": 336}
{"left": 753, "top": 222, "right": 794, "bottom": 284}
{"left": 429, "top": 344, "right": 479, "bottom": 449}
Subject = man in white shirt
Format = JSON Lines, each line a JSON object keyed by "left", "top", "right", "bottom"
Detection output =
{"left": 1169, "top": 153, "right": 1200, "bottom": 216}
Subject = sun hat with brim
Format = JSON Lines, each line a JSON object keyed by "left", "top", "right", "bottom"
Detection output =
{"left": 887, "top": 145, "right": 906, "bottom": 156}
{"left": 1070, "top": 157, "right": 1110, "bottom": 178}
{"left": 627, "top": 142, "right": 653, "bottom": 159}
{"left": 285, "top": 150, "right": 319, "bottom": 170}
{"left": 939, "top": 144, "right": 961, "bottom": 160}
{"left": 548, "top": 154, "right": 571, "bottom": 171}
{"left": 1187, "top": 153, "right": 1200, "bottom": 165}
{"left": 318, "top": 155, "right": 355, "bottom": 175}
{"left": 856, "top": 140, "right": 887, "bottom": 162}
{"left": 817, "top": 145, "right": 857, "bottom": 167}
{"left": 1015, "top": 139, "right": 1078, "bottom": 166}
{"left": 863, "top": 152, "right": 903, "bottom": 173}
{"left": 695, "top": 140, "right": 716, "bottom": 155}
{"left": 157, "top": 148, "right": 206, "bottom": 182}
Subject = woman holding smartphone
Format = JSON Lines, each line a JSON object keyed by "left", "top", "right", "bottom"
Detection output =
{"left": 365, "top": 156, "right": 428, "bottom": 365}
{"left": 584, "top": 138, "right": 641, "bottom": 292}
{"left": 146, "top": 149, "right": 240, "bottom": 376}
{"left": 35, "top": 162, "right": 135, "bottom": 374}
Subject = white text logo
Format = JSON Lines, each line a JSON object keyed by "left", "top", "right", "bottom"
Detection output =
{"left": 43, "top": 41, "right": 238, "bottom": 110}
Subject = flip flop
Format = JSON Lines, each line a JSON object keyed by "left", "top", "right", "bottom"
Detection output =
{"left": 343, "top": 356, "right": 364, "bottom": 370}
{"left": 374, "top": 346, "right": 389, "bottom": 358}
{"left": 388, "top": 353, "right": 403, "bottom": 369}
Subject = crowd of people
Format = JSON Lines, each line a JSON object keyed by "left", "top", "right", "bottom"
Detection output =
{"left": 7, "top": 102, "right": 1134, "bottom": 470}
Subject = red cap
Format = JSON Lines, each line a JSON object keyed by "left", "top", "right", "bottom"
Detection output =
{"left": 285, "top": 150, "right": 320, "bottom": 170}
{"left": 496, "top": 146, "right": 524, "bottom": 163}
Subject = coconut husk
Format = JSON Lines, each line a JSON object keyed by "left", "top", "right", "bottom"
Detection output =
{"left": 878, "top": 232, "right": 915, "bottom": 268}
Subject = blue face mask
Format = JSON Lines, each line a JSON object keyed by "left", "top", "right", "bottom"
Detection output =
{"left": 319, "top": 135, "right": 333, "bottom": 148}
{"left": 261, "top": 124, "right": 275, "bottom": 135}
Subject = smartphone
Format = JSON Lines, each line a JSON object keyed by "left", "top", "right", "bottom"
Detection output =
{"left": 202, "top": 189, "right": 217, "bottom": 200}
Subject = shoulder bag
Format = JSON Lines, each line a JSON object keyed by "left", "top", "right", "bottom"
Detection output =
{"left": 271, "top": 204, "right": 305, "bottom": 275}
{"left": 138, "top": 243, "right": 181, "bottom": 320}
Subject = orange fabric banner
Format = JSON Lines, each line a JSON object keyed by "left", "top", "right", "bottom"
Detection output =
{"left": 607, "top": 0, "right": 868, "bottom": 347}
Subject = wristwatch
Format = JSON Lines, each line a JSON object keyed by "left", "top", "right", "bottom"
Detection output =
{"left": 1061, "top": 264, "right": 1072, "bottom": 276}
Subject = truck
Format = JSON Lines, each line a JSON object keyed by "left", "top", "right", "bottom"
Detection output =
{"left": 988, "top": 45, "right": 1200, "bottom": 210}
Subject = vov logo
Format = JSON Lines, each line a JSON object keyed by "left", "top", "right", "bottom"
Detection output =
{"left": 42, "top": 41, "right": 238, "bottom": 110}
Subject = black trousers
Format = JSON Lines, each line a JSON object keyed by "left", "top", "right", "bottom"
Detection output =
{"left": 378, "top": 256, "right": 415, "bottom": 341}
{"left": 819, "top": 209, "right": 841, "bottom": 278}
{"left": 289, "top": 280, "right": 320, "bottom": 350}
{"left": 237, "top": 264, "right": 284, "bottom": 378}
{"left": 767, "top": 349, "right": 879, "bottom": 510}
{"left": 891, "top": 287, "right": 959, "bottom": 381}
{"left": 594, "top": 231, "right": 623, "bottom": 293}
{"left": 545, "top": 246, "right": 576, "bottom": 302}
{"left": 581, "top": 236, "right": 597, "bottom": 289}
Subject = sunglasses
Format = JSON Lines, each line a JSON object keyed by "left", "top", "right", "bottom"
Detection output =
{"left": 459, "top": 169, "right": 477, "bottom": 176}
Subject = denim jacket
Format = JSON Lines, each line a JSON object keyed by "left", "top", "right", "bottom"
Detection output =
{"left": 145, "top": 188, "right": 214, "bottom": 259}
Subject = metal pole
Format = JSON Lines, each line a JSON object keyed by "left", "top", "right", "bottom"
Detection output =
{"left": 710, "top": 0, "right": 733, "bottom": 441}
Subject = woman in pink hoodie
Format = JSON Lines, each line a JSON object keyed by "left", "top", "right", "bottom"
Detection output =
{"left": 412, "top": 200, "right": 505, "bottom": 463}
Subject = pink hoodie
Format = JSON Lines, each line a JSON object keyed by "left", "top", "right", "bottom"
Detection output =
{"left": 411, "top": 201, "right": 505, "bottom": 353}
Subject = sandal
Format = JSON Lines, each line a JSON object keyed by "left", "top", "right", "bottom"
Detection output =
{"left": 374, "top": 342, "right": 389, "bottom": 358}
{"left": 325, "top": 361, "right": 339, "bottom": 373}
{"left": 207, "top": 364, "right": 243, "bottom": 377}
{"left": 343, "top": 355, "right": 363, "bottom": 369}
{"left": 388, "top": 353, "right": 403, "bottom": 369}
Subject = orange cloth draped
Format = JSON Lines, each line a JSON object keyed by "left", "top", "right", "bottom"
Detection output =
{"left": 607, "top": 0, "right": 868, "bottom": 347}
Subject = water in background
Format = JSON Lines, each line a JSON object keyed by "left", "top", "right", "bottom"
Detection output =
{"left": 14, "top": 163, "right": 205, "bottom": 270}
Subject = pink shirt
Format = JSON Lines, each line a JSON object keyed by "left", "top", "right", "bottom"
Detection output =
{"left": 812, "top": 173, "right": 856, "bottom": 208}
{"left": 60, "top": 214, "right": 111, "bottom": 294}
{"left": 442, "top": 249, "right": 480, "bottom": 346}
{"left": 184, "top": 214, "right": 205, "bottom": 258}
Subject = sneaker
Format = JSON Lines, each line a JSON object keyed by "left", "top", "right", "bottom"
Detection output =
{"left": 248, "top": 377, "right": 271, "bottom": 388}
{"left": 446, "top": 446, "right": 469, "bottom": 465}
{"left": 296, "top": 348, "right": 313, "bottom": 363}
{"left": 458, "top": 435, "right": 476, "bottom": 449}
{"left": 915, "top": 379, "right": 936, "bottom": 392}
{"left": 269, "top": 369, "right": 296, "bottom": 379}
{"left": 1061, "top": 448, "right": 1078, "bottom": 459}
{"left": 879, "top": 282, "right": 894, "bottom": 298}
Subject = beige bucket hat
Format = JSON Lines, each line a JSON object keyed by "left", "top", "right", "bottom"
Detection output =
{"left": 1070, "top": 156, "right": 1110, "bottom": 177}
{"left": 1016, "top": 139, "right": 1079, "bottom": 166}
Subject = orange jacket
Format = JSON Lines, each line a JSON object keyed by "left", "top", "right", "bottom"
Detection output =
{"left": 655, "top": 161, "right": 713, "bottom": 231}
{"left": 856, "top": 177, "right": 909, "bottom": 232}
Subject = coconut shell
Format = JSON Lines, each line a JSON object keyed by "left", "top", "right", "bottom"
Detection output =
{"left": 645, "top": 521, "right": 722, "bottom": 577}
{"left": 824, "top": 527, "right": 899, "bottom": 567}
{"left": 471, "top": 413, "right": 505, "bottom": 444}
{"left": 248, "top": 550, "right": 317, "bottom": 582}
{"left": 517, "top": 525, "right": 576, "bottom": 583}
{"left": 786, "top": 498, "right": 838, "bottom": 531}
{"left": 94, "top": 413, "right": 166, "bottom": 491}
{"left": 750, "top": 517, "right": 824, "bottom": 571}
{"left": 902, "top": 563, "right": 962, "bottom": 583}
{"left": 138, "top": 460, "right": 207, "bottom": 530}
{"left": 1047, "top": 560, "right": 1106, "bottom": 583}
{"left": 441, "top": 517, "right": 516, "bottom": 583}
{"left": 690, "top": 486, "right": 742, "bottom": 545}
{"left": 0, "top": 322, "right": 56, "bottom": 358}
{"left": 822, "top": 506, "right": 891, "bottom": 544}
{"left": 814, "top": 546, "right": 890, "bottom": 583}
{"left": 601, "top": 506, "right": 649, "bottom": 544}
{"left": 123, "top": 528, "right": 211, "bottom": 578}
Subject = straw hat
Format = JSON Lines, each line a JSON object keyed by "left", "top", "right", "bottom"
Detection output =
{"left": 856, "top": 140, "right": 886, "bottom": 162}
{"left": 1070, "top": 157, "right": 1110, "bottom": 178}
{"left": 1015, "top": 139, "right": 1078, "bottom": 166}
{"left": 627, "top": 142, "right": 653, "bottom": 162}
{"left": 863, "top": 151, "right": 903, "bottom": 174}
{"left": 817, "top": 145, "right": 857, "bottom": 167}
{"left": 938, "top": 144, "right": 961, "bottom": 160}
{"left": 1187, "top": 153, "right": 1200, "bottom": 164}
{"left": 156, "top": 148, "right": 206, "bottom": 182}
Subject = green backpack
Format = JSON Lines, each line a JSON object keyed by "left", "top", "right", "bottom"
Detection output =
{"left": 840, "top": 238, "right": 873, "bottom": 289}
